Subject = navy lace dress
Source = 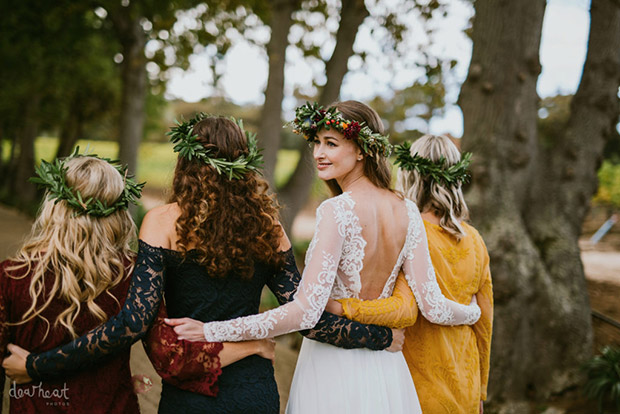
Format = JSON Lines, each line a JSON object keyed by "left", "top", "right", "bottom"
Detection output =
{"left": 25, "top": 241, "right": 393, "bottom": 414}
{"left": 157, "top": 248, "right": 281, "bottom": 413}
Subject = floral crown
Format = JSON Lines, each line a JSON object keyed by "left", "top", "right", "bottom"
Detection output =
{"left": 167, "top": 113, "right": 264, "bottom": 180}
{"left": 29, "top": 147, "right": 144, "bottom": 217}
{"left": 288, "top": 102, "right": 393, "bottom": 158}
{"left": 394, "top": 141, "right": 472, "bottom": 186}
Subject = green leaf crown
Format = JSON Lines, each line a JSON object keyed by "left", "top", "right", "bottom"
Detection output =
{"left": 394, "top": 140, "right": 472, "bottom": 186}
{"left": 288, "top": 101, "right": 393, "bottom": 158}
{"left": 29, "top": 147, "right": 144, "bottom": 217}
{"left": 167, "top": 112, "right": 264, "bottom": 180}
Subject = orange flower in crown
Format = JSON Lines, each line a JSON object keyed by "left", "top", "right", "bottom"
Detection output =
{"left": 288, "top": 102, "right": 392, "bottom": 158}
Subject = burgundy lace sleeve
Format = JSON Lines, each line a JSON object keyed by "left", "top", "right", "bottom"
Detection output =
{"left": 143, "top": 302, "right": 223, "bottom": 397}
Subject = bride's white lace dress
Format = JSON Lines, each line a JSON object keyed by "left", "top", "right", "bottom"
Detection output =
{"left": 201, "top": 192, "right": 480, "bottom": 413}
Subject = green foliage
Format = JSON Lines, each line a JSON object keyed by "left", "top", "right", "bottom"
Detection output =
{"left": 30, "top": 147, "right": 144, "bottom": 217}
{"left": 595, "top": 161, "right": 620, "bottom": 208}
{"left": 0, "top": 1, "right": 118, "bottom": 139}
{"left": 538, "top": 95, "right": 572, "bottom": 149}
{"left": 583, "top": 346, "right": 620, "bottom": 414}
{"left": 274, "top": 150, "right": 300, "bottom": 188}
{"left": 167, "top": 113, "right": 264, "bottom": 179}
{"left": 143, "top": 90, "right": 170, "bottom": 141}
{"left": 368, "top": 72, "right": 447, "bottom": 143}
{"left": 394, "top": 141, "right": 471, "bottom": 186}
{"left": 289, "top": 102, "right": 393, "bottom": 158}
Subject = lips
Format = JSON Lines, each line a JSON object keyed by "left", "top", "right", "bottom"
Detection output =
{"left": 317, "top": 162, "right": 331, "bottom": 170}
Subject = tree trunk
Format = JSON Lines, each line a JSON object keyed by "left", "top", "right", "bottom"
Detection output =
{"left": 259, "top": 0, "right": 299, "bottom": 187}
{"left": 458, "top": 0, "right": 620, "bottom": 408}
{"left": 10, "top": 94, "right": 41, "bottom": 206}
{"left": 279, "top": 0, "right": 369, "bottom": 231}
{"left": 111, "top": 7, "right": 147, "bottom": 175}
{"left": 56, "top": 98, "right": 84, "bottom": 158}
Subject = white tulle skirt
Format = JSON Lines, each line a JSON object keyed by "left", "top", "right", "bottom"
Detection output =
{"left": 285, "top": 338, "right": 422, "bottom": 414}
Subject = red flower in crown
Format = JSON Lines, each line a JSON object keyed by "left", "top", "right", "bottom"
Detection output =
{"left": 343, "top": 122, "right": 361, "bottom": 140}
{"left": 313, "top": 109, "right": 327, "bottom": 122}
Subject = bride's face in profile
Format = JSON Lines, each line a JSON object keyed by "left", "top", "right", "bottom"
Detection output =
{"left": 313, "top": 129, "right": 363, "bottom": 183}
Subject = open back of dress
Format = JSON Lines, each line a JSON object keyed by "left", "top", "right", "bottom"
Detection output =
{"left": 325, "top": 191, "right": 412, "bottom": 301}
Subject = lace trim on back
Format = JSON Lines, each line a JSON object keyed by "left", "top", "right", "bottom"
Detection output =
{"left": 377, "top": 199, "right": 420, "bottom": 299}
{"left": 328, "top": 192, "right": 365, "bottom": 299}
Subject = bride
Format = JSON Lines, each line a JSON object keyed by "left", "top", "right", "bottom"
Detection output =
{"left": 168, "top": 100, "right": 481, "bottom": 413}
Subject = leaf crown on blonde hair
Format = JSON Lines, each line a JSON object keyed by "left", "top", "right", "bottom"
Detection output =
{"left": 394, "top": 140, "right": 472, "bottom": 186}
{"left": 167, "top": 112, "right": 264, "bottom": 180}
{"left": 288, "top": 101, "right": 393, "bottom": 158}
{"left": 30, "top": 147, "right": 144, "bottom": 217}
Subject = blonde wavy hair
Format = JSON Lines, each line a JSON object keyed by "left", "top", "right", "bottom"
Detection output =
{"left": 7, "top": 156, "right": 137, "bottom": 339}
{"left": 396, "top": 134, "right": 469, "bottom": 240}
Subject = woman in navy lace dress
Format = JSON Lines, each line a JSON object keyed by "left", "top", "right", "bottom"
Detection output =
{"left": 3, "top": 115, "right": 397, "bottom": 413}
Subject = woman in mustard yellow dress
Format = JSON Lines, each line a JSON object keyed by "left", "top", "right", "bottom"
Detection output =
{"left": 327, "top": 134, "right": 493, "bottom": 413}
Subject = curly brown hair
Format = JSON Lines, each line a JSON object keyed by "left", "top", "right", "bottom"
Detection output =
{"left": 169, "top": 116, "right": 284, "bottom": 278}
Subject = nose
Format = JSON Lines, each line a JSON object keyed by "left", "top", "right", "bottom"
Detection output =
{"left": 313, "top": 142, "right": 324, "bottom": 160}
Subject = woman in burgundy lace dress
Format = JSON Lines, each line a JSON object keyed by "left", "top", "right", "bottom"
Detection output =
{"left": 0, "top": 155, "right": 142, "bottom": 413}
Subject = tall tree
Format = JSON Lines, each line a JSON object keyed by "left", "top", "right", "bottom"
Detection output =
{"left": 258, "top": 0, "right": 302, "bottom": 186}
{"left": 0, "top": 0, "right": 96, "bottom": 207}
{"left": 458, "top": 0, "right": 620, "bottom": 408}
{"left": 279, "top": 0, "right": 369, "bottom": 229}
{"left": 99, "top": 0, "right": 261, "bottom": 174}
{"left": 107, "top": 2, "right": 149, "bottom": 175}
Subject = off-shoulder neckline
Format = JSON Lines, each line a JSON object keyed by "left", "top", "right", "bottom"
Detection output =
{"left": 138, "top": 238, "right": 293, "bottom": 256}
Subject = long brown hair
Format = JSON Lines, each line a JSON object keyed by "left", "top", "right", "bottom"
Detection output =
{"left": 324, "top": 100, "right": 393, "bottom": 196}
{"left": 169, "top": 116, "right": 284, "bottom": 278}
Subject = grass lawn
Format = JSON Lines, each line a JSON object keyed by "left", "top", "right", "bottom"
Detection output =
{"left": 11, "top": 137, "right": 301, "bottom": 190}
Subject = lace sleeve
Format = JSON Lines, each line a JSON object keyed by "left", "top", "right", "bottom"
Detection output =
{"left": 143, "top": 302, "right": 223, "bottom": 397}
{"left": 402, "top": 203, "right": 480, "bottom": 325}
{"left": 201, "top": 200, "right": 346, "bottom": 342}
{"left": 25, "top": 240, "right": 164, "bottom": 381}
{"left": 339, "top": 272, "right": 419, "bottom": 329}
{"left": 266, "top": 249, "right": 393, "bottom": 350}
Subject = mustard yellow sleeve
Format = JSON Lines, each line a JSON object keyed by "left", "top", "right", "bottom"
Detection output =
{"left": 471, "top": 247, "right": 493, "bottom": 401}
{"left": 337, "top": 272, "right": 418, "bottom": 329}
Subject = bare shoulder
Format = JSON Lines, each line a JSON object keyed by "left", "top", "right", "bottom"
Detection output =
{"left": 355, "top": 188, "right": 406, "bottom": 213}
{"left": 139, "top": 203, "right": 180, "bottom": 249}
{"left": 276, "top": 221, "right": 292, "bottom": 252}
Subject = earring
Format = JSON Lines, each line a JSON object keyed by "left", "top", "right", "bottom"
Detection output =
{"left": 357, "top": 157, "right": 363, "bottom": 161}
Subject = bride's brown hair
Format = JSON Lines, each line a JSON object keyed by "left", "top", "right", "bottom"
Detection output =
{"left": 170, "top": 116, "right": 284, "bottom": 278}
{"left": 324, "top": 100, "right": 393, "bottom": 196}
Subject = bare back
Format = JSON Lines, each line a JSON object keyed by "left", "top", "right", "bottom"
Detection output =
{"left": 348, "top": 189, "right": 409, "bottom": 299}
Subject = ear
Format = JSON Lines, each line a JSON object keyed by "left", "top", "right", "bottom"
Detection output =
{"left": 356, "top": 147, "right": 364, "bottom": 161}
